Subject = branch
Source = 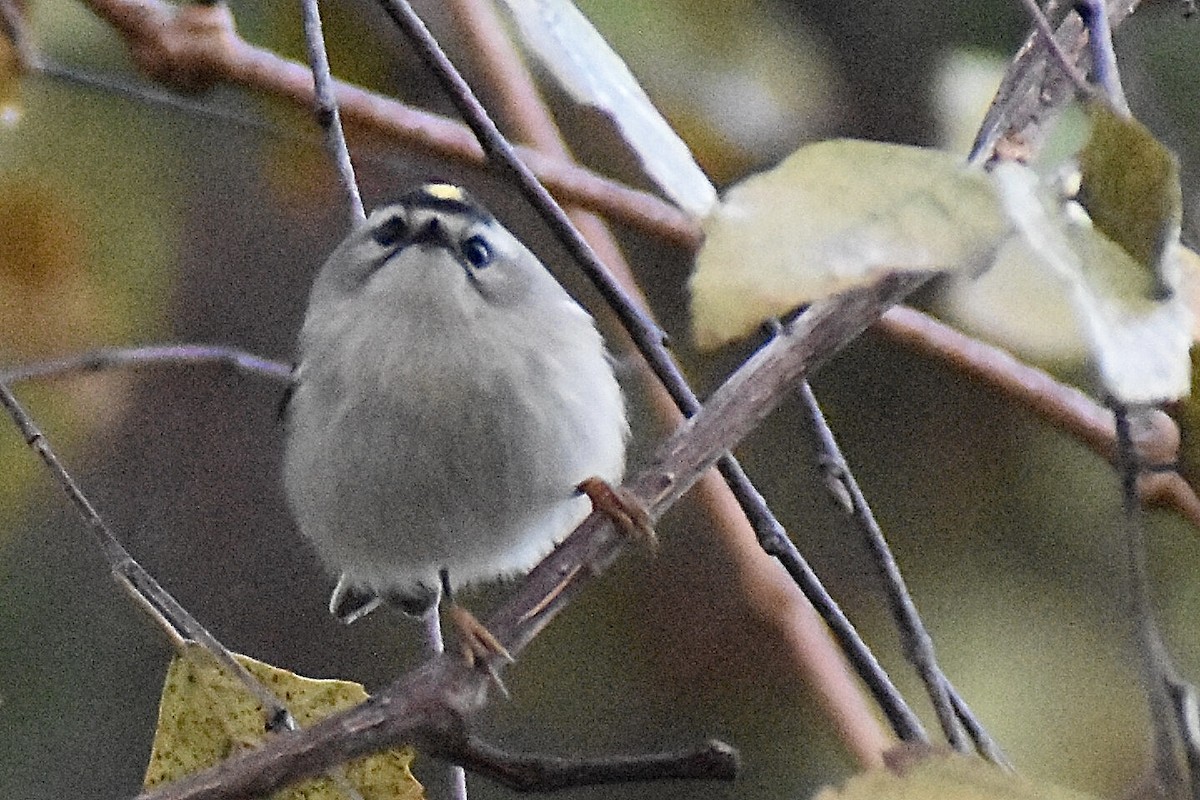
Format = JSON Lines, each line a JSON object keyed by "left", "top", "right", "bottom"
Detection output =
{"left": 448, "top": 736, "right": 738, "bottom": 792}
{"left": 0, "top": 343, "right": 292, "bottom": 384}
{"left": 876, "top": 308, "right": 1196, "bottom": 526}
{"left": 799, "top": 381, "right": 1008, "bottom": 766}
{"left": 127, "top": 275, "right": 919, "bottom": 800}
{"left": 71, "top": 0, "right": 703, "bottom": 249}
{"left": 296, "top": 0, "right": 363, "bottom": 224}
{"left": 969, "top": 0, "right": 1142, "bottom": 164}
{"left": 0, "top": 377, "right": 301, "bottom": 736}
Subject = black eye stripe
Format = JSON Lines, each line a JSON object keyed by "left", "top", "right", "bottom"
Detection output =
{"left": 371, "top": 215, "right": 408, "bottom": 248}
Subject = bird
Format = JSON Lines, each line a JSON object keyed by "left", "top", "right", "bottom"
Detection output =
{"left": 282, "top": 182, "right": 630, "bottom": 661}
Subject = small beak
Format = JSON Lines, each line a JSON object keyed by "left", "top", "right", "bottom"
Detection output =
{"left": 411, "top": 217, "right": 451, "bottom": 249}
{"left": 411, "top": 218, "right": 476, "bottom": 282}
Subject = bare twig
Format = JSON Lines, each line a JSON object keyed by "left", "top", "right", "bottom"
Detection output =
{"left": 1113, "top": 406, "right": 1196, "bottom": 798}
{"left": 0, "top": 344, "right": 292, "bottom": 384}
{"left": 970, "top": 0, "right": 1144, "bottom": 164}
{"left": 799, "top": 381, "right": 1010, "bottom": 766}
{"left": 447, "top": 736, "right": 738, "bottom": 792}
{"left": 1013, "top": 0, "right": 1094, "bottom": 95}
{"left": 126, "top": 274, "right": 921, "bottom": 800}
{"left": 740, "top": 467, "right": 927, "bottom": 745}
{"left": 0, "top": 379, "right": 298, "bottom": 734}
{"left": 445, "top": 0, "right": 566, "bottom": 155}
{"left": 1074, "top": 0, "right": 1132, "bottom": 114}
{"left": 297, "top": 0, "right": 364, "bottom": 224}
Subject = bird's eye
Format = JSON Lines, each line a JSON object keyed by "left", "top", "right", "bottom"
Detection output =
{"left": 460, "top": 235, "right": 494, "bottom": 269}
{"left": 371, "top": 215, "right": 408, "bottom": 248}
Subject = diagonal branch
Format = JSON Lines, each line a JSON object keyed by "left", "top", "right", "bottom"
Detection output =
{"left": 970, "top": 0, "right": 1142, "bottom": 164}
{"left": 125, "top": 273, "right": 920, "bottom": 800}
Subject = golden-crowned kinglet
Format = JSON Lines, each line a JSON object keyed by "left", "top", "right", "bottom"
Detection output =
{"left": 283, "top": 183, "right": 628, "bottom": 624}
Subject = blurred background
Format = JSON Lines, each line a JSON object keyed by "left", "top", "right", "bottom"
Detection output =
{"left": 1, "top": 1, "right": 1199, "bottom": 799}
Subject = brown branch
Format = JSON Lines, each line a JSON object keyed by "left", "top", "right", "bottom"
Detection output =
{"left": 129, "top": 274, "right": 917, "bottom": 800}
{"left": 447, "top": 736, "right": 739, "bottom": 792}
{"left": 876, "top": 306, "right": 1196, "bottom": 523}
{"left": 72, "top": 0, "right": 702, "bottom": 249}
{"left": 969, "top": 0, "right": 1142, "bottom": 164}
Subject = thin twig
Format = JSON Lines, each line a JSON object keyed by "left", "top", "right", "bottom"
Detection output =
{"left": 1013, "top": 0, "right": 1094, "bottom": 95}
{"left": 378, "top": 0, "right": 917, "bottom": 748}
{"left": 799, "top": 381, "right": 1011, "bottom": 766}
{"left": 0, "top": 379, "right": 298, "bottom": 734}
{"left": 1073, "top": 0, "right": 1132, "bottom": 114}
{"left": 749, "top": 489, "right": 928, "bottom": 744}
{"left": 297, "top": 0, "right": 364, "bottom": 224}
{"left": 448, "top": 736, "right": 738, "bottom": 792}
{"left": 28, "top": 55, "right": 698, "bottom": 252}
{"left": 0, "top": 343, "right": 292, "bottom": 385}
{"left": 445, "top": 0, "right": 566, "bottom": 154}
{"left": 1113, "top": 405, "right": 1194, "bottom": 797}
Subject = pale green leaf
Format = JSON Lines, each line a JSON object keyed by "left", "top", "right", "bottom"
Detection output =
{"left": 143, "top": 644, "right": 421, "bottom": 800}
{"left": 938, "top": 103, "right": 1194, "bottom": 380}
{"left": 497, "top": 0, "right": 717, "bottom": 217}
{"left": 991, "top": 162, "right": 1191, "bottom": 403}
{"left": 936, "top": 234, "right": 1088, "bottom": 364}
{"left": 690, "top": 139, "right": 1008, "bottom": 349}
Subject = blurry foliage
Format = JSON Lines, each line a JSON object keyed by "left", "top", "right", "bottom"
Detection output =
{"left": 0, "top": 0, "right": 182, "bottom": 538}
{"left": 575, "top": 0, "right": 844, "bottom": 180}
{"left": 0, "top": 3, "right": 1198, "bottom": 800}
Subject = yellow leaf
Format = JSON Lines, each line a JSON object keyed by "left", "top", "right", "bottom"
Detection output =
{"left": 143, "top": 644, "right": 422, "bottom": 800}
